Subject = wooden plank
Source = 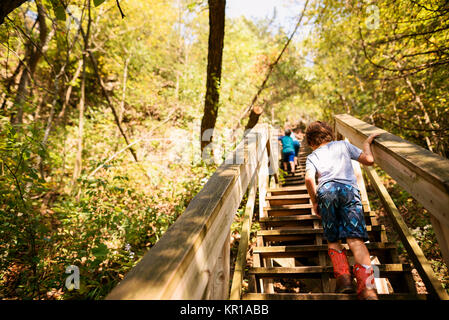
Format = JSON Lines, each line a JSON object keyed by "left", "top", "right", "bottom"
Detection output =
{"left": 260, "top": 215, "right": 320, "bottom": 223}
{"left": 272, "top": 258, "right": 296, "bottom": 268}
{"left": 268, "top": 185, "right": 308, "bottom": 192}
{"left": 249, "top": 264, "right": 412, "bottom": 276}
{"left": 258, "top": 147, "right": 269, "bottom": 219}
{"left": 258, "top": 149, "right": 274, "bottom": 294}
{"left": 258, "top": 228, "right": 323, "bottom": 236}
{"left": 257, "top": 225, "right": 384, "bottom": 236}
{"left": 205, "top": 232, "right": 230, "bottom": 299}
{"left": 363, "top": 165, "right": 449, "bottom": 300}
{"left": 254, "top": 242, "right": 397, "bottom": 255}
{"left": 258, "top": 225, "right": 385, "bottom": 243}
{"left": 106, "top": 124, "right": 269, "bottom": 300}
{"left": 266, "top": 194, "right": 310, "bottom": 200}
{"left": 267, "top": 127, "right": 279, "bottom": 185}
{"left": 229, "top": 175, "right": 258, "bottom": 300}
{"left": 316, "top": 227, "right": 330, "bottom": 292}
{"left": 371, "top": 257, "right": 391, "bottom": 294}
{"left": 265, "top": 204, "right": 313, "bottom": 210}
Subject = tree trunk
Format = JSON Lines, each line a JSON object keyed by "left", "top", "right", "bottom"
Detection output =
{"left": 73, "top": 58, "right": 86, "bottom": 184}
{"left": 11, "top": 0, "right": 48, "bottom": 124}
{"left": 73, "top": 0, "right": 92, "bottom": 185}
{"left": 200, "top": 0, "right": 226, "bottom": 153}
{"left": 58, "top": 59, "right": 84, "bottom": 122}
{"left": 244, "top": 105, "right": 264, "bottom": 132}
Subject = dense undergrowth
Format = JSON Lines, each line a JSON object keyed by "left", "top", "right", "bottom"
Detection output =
{"left": 0, "top": 118, "right": 217, "bottom": 300}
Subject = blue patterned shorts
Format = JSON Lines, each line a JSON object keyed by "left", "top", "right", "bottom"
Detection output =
{"left": 317, "top": 181, "right": 369, "bottom": 243}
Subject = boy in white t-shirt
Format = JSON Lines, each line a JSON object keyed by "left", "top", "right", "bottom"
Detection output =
{"left": 304, "top": 121, "right": 380, "bottom": 300}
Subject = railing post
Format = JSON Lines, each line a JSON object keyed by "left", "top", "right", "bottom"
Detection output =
{"left": 267, "top": 126, "right": 279, "bottom": 187}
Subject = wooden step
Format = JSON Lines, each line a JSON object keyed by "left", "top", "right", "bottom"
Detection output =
{"left": 242, "top": 293, "right": 429, "bottom": 300}
{"left": 269, "top": 186, "right": 308, "bottom": 196}
{"left": 285, "top": 171, "right": 305, "bottom": 176}
{"left": 258, "top": 228, "right": 322, "bottom": 237}
{"left": 282, "top": 181, "right": 305, "bottom": 187}
{"left": 249, "top": 264, "right": 412, "bottom": 279}
{"left": 283, "top": 176, "right": 305, "bottom": 182}
{"left": 260, "top": 214, "right": 320, "bottom": 228}
{"left": 257, "top": 225, "right": 386, "bottom": 243}
{"left": 282, "top": 178, "right": 305, "bottom": 184}
{"left": 266, "top": 194, "right": 310, "bottom": 206}
{"left": 253, "top": 242, "right": 398, "bottom": 259}
{"left": 265, "top": 204, "right": 313, "bottom": 216}
{"left": 261, "top": 210, "right": 377, "bottom": 227}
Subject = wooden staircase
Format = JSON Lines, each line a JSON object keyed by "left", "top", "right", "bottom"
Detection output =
{"left": 242, "top": 144, "right": 431, "bottom": 300}
{"left": 107, "top": 117, "right": 449, "bottom": 301}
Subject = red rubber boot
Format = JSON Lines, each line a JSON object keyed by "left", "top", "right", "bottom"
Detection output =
{"left": 328, "top": 248, "right": 354, "bottom": 293}
{"left": 353, "top": 264, "right": 378, "bottom": 300}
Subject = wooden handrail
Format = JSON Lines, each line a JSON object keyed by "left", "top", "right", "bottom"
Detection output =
{"left": 334, "top": 114, "right": 449, "bottom": 273}
{"left": 106, "top": 124, "right": 276, "bottom": 300}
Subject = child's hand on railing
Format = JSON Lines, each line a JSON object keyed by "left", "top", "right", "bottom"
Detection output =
{"left": 366, "top": 133, "right": 381, "bottom": 144}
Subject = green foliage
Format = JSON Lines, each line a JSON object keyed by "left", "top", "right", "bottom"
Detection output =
{"left": 304, "top": 0, "right": 449, "bottom": 156}
{"left": 50, "top": 1, "right": 66, "bottom": 21}
{"left": 0, "top": 118, "right": 50, "bottom": 298}
{"left": 93, "top": 0, "right": 107, "bottom": 7}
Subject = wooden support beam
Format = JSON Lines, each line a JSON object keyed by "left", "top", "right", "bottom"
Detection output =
{"left": 229, "top": 174, "right": 258, "bottom": 300}
{"left": 258, "top": 147, "right": 274, "bottom": 293}
{"left": 267, "top": 127, "right": 280, "bottom": 185}
{"left": 363, "top": 165, "right": 449, "bottom": 300}
{"left": 335, "top": 114, "right": 449, "bottom": 268}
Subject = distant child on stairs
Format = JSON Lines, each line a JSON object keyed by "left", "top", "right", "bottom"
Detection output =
{"left": 304, "top": 121, "right": 380, "bottom": 300}
{"left": 278, "top": 128, "right": 300, "bottom": 174}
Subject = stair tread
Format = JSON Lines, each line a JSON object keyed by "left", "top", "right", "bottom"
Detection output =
{"left": 258, "top": 228, "right": 322, "bottom": 236}
{"left": 249, "top": 263, "right": 412, "bottom": 275}
{"left": 266, "top": 194, "right": 310, "bottom": 200}
{"left": 257, "top": 225, "right": 384, "bottom": 236}
{"left": 253, "top": 242, "right": 397, "bottom": 254}
{"left": 268, "top": 186, "right": 307, "bottom": 192}
{"left": 265, "top": 204, "right": 313, "bottom": 210}
{"left": 284, "top": 175, "right": 305, "bottom": 179}
{"left": 260, "top": 215, "right": 320, "bottom": 222}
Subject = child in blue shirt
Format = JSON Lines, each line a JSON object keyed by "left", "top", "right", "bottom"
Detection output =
{"left": 278, "top": 129, "right": 300, "bottom": 174}
{"left": 304, "top": 121, "right": 380, "bottom": 300}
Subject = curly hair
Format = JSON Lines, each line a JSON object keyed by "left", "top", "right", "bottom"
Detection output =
{"left": 305, "top": 121, "right": 335, "bottom": 147}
